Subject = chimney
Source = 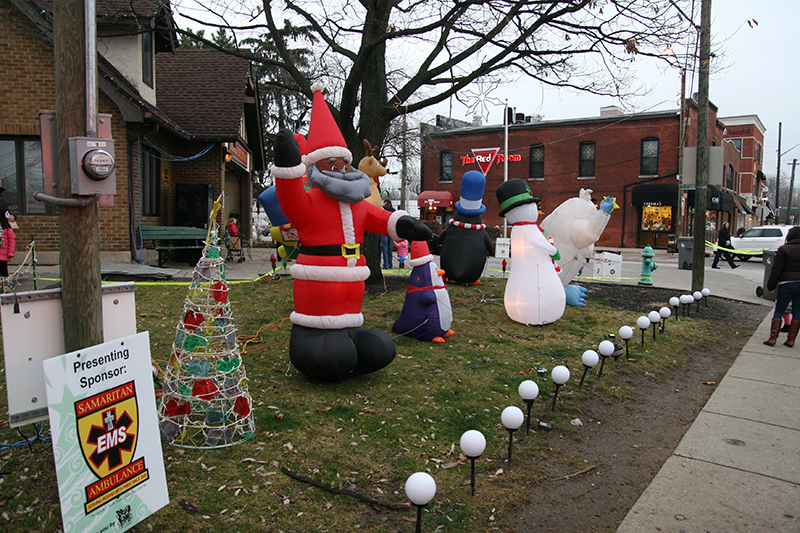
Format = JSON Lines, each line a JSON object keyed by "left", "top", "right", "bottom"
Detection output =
{"left": 472, "top": 114, "right": 482, "bottom": 127}
{"left": 600, "top": 105, "right": 623, "bottom": 117}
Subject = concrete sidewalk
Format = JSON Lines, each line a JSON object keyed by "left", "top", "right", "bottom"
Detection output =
{"left": 617, "top": 311, "right": 800, "bottom": 532}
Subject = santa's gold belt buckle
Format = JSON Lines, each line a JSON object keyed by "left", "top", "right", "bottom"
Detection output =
{"left": 341, "top": 244, "right": 360, "bottom": 259}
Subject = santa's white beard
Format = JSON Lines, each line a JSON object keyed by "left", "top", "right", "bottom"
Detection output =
{"left": 307, "top": 164, "right": 372, "bottom": 204}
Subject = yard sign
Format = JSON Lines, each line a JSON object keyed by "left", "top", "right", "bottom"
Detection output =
{"left": 44, "top": 332, "right": 168, "bottom": 533}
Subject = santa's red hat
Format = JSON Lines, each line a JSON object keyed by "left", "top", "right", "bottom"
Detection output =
{"left": 303, "top": 82, "right": 352, "bottom": 167}
{"left": 408, "top": 241, "right": 434, "bottom": 268}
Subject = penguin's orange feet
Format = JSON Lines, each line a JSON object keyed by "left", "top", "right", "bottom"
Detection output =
{"left": 469, "top": 279, "right": 482, "bottom": 286}
{"left": 431, "top": 337, "right": 446, "bottom": 344}
{"left": 444, "top": 329, "right": 455, "bottom": 338}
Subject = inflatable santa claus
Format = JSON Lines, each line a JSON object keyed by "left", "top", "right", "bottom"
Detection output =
{"left": 272, "top": 83, "right": 431, "bottom": 382}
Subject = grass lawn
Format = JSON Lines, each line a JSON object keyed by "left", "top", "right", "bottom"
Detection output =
{"left": 0, "top": 275, "right": 747, "bottom": 532}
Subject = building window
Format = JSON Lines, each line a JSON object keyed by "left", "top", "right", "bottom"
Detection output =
{"left": 641, "top": 138, "right": 659, "bottom": 176}
{"left": 0, "top": 137, "right": 47, "bottom": 215}
{"left": 756, "top": 144, "right": 762, "bottom": 164}
{"left": 579, "top": 141, "right": 595, "bottom": 177}
{"left": 140, "top": 144, "right": 160, "bottom": 216}
{"left": 142, "top": 31, "right": 154, "bottom": 88}
{"left": 731, "top": 138, "right": 742, "bottom": 153}
{"left": 529, "top": 144, "right": 544, "bottom": 179}
{"left": 440, "top": 150, "right": 453, "bottom": 182}
{"left": 726, "top": 164, "right": 735, "bottom": 191}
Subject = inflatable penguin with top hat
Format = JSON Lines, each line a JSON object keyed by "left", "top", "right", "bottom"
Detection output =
{"left": 272, "top": 82, "right": 432, "bottom": 382}
{"left": 496, "top": 178, "right": 566, "bottom": 325}
{"left": 436, "top": 170, "right": 494, "bottom": 284}
{"left": 393, "top": 241, "right": 454, "bottom": 343}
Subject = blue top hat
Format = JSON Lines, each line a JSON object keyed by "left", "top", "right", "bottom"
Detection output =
{"left": 455, "top": 170, "right": 487, "bottom": 216}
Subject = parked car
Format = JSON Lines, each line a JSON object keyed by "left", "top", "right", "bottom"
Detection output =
{"left": 730, "top": 225, "right": 793, "bottom": 260}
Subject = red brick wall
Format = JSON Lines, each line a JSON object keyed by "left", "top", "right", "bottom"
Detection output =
{"left": 421, "top": 102, "right": 742, "bottom": 248}
{"left": 422, "top": 113, "right": 683, "bottom": 248}
{"left": 1, "top": 1, "right": 245, "bottom": 261}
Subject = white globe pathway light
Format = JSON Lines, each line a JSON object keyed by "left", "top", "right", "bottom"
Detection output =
{"left": 579, "top": 350, "right": 600, "bottom": 387}
{"left": 501, "top": 406, "right": 524, "bottom": 466}
{"left": 550, "top": 365, "right": 571, "bottom": 412}
{"left": 405, "top": 472, "right": 436, "bottom": 533}
{"left": 459, "top": 430, "right": 486, "bottom": 496}
{"left": 618, "top": 325, "right": 634, "bottom": 358}
{"left": 659, "top": 306, "right": 672, "bottom": 333}
{"left": 518, "top": 380, "right": 540, "bottom": 435}
{"left": 648, "top": 310, "right": 661, "bottom": 341}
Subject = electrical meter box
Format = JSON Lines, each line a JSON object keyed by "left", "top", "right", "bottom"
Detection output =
{"left": 68, "top": 136, "right": 116, "bottom": 195}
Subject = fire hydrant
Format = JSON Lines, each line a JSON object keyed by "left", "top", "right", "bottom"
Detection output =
{"left": 639, "top": 245, "right": 658, "bottom": 285}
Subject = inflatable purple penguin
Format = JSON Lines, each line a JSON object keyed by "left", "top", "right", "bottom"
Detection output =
{"left": 392, "top": 241, "right": 454, "bottom": 343}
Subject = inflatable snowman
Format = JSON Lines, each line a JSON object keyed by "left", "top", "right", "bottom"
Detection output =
{"left": 393, "top": 241, "right": 454, "bottom": 343}
{"left": 436, "top": 170, "right": 494, "bottom": 284}
{"left": 496, "top": 179, "right": 565, "bottom": 325}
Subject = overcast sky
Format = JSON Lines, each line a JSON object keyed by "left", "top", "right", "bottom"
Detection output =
{"left": 175, "top": 1, "right": 798, "bottom": 179}
{"left": 428, "top": 0, "right": 799, "bottom": 179}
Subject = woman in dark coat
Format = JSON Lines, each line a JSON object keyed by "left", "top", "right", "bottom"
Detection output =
{"left": 765, "top": 225, "right": 800, "bottom": 346}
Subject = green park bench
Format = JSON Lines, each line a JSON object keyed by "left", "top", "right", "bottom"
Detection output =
{"left": 138, "top": 225, "right": 208, "bottom": 267}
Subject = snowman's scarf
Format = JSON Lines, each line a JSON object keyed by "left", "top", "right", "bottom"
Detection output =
{"left": 511, "top": 221, "right": 562, "bottom": 273}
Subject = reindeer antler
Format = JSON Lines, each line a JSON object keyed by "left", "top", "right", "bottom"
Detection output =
{"left": 363, "top": 138, "right": 380, "bottom": 158}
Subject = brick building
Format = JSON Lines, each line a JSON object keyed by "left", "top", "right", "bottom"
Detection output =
{"left": 420, "top": 101, "right": 764, "bottom": 249}
{"left": 0, "top": 0, "right": 264, "bottom": 264}
{"left": 719, "top": 115, "right": 767, "bottom": 228}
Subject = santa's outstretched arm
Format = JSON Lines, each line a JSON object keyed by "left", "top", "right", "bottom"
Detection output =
{"left": 273, "top": 129, "right": 312, "bottom": 226}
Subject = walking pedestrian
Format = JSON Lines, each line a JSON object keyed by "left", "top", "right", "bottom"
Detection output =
{"left": 380, "top": 200, "right": 395, "bottom": 269}
{"left": 764, "top": 225, "right": 800, "bottom": 346}
{"left": 0, "top": 208, "right": 16, "bottom": 279}
{"left": 711, "top": 221, "right": 738, "bottom": 269}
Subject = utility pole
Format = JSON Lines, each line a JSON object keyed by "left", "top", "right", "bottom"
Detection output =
{"left": 54, "top": 0, "right": 104, "bottom": 351}
{"left": 400, "top": 112, "right": 408, "bottom": 211}
{"left": 788, "top": 159, "right": 797, "bottom": 224}
{"left": 692, "top": 0, "right": 711, "bottom": 293}
{"left": 776, "top": 122, "right": 782, "bottom": 223}
{"left": 676, "top": 69, "right": 687, "bottom": 236}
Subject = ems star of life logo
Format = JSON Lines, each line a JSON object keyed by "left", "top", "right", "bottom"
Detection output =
{"left": 75, "top": 381, "right": 149, "bottom": 513}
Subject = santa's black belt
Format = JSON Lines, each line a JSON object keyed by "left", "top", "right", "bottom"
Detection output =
{"left": 299, "top": 244, "right": 361, "bottom": 259}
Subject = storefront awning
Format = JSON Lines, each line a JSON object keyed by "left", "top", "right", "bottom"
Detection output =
{"left": 686, "top": 185, "right": 733, "bottom": 211}
{"left": 733, "top": 195, "right": 754, "bottom": 215}
{"left": 418, "top": 190, "right": 455, "bottom": 208}
{"left": 631, "top": 183, "right": 679, "bottom": 207}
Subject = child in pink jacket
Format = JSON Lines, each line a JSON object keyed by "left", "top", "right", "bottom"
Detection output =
{"left": 394, "top": 239, "right": 409, "bottom": 269}
{"left": 0, "top": 212, "right": 16, "bottom": 278}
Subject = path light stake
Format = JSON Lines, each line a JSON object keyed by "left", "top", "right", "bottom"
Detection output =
{"left": 501, "top": 406, "right": 524, "bottom": 466}
{"left": 405, "top": 472, "right": 436, "bottom": 533}
{"left": 680, "top": 294, "right": 694, "bottom": 317}
{"left": 598, "top": 341, "right": 615, "bottom": 377}
{"left": 550, "top": 365, "right": 571, "bottom": 412}
{"left": 580, "top": 350, "right": 599, "bottom": 386}
{"left": 670, "top": 296, "right": 680, "bottom": 321}
{"left": 702, "top": 288, "right": 711, "bottom": 307}
{"left": 618, "top": 326, "right": 633, "bottom": 358}
{"left": 637, "top": 316, "right": 650, "bottom": 347}
{"left": 659, "top": 306, "right": 672, "bottom": 333}
{"left": 518, "top": 380, "right": 539, "bottom": 434}
{"left": 648, "top": 310, "right": 661, "bottom": 341}
{"left": 693, "top": 291, "right": 703, "bottom": 311}
{"left": 459, "top": 430, "right": 486, "bottom": 496}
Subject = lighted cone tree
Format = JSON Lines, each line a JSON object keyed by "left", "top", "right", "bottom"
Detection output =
{"left": 158, "top": 197, "right": 255, "bottom": 448}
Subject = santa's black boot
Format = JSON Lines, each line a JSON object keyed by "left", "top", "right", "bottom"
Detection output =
{"left": 289, "top": 325, "right": 358, "bottom": 382}
{"left": 350, "top": 328, "right": 397, "bottom": 376}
